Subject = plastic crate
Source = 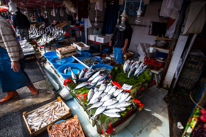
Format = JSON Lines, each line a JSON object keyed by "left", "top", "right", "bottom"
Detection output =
{"left": 177, "top": 77, "right": 197, "bottom": 91}
{"left": 180, "top": 68, "right": 202, "bottom": 82}
{"left": 185, "top": 55, "right": 206, "bottom": 70}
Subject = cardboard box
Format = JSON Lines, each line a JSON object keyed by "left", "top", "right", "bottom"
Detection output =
{"left": 96, "top": 36, "right": 111, "bottom": 43}
{"left": 88, "top": 35, "right": 99, "bottom": 41}
{"left": 47, "top": 115, "right": 85, "bottom": 137}
{"left": 22, "top": 97, "right": 72, "bottom": 137}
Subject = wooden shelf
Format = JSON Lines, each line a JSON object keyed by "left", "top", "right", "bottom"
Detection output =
{"left": 151, "top": 44, "right": 174, "bottom": 54}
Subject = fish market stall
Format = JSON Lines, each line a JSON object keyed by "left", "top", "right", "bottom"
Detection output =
{"left": 19, "top": 40, "right": 35, "bottom": 56}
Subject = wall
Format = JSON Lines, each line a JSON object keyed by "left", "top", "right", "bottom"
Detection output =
{"left": 87, "top": 2, "right": 162, "bottom": 52}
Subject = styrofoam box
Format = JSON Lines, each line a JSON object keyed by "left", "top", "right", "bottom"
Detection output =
{"left": 73, "top": 42, "right": 90, "bottom": 51}
{"left": 88, "top": 35, "right": 99, "bottom": 41}
{"left": 96, "top": 36, "right": 112, "bottom": 43}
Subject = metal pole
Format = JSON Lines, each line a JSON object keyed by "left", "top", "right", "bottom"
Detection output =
{"left": 72, "top": 55, "right": 90, "bottom": 69}
{"left": 172, "top": 34, "right": 197, "bottom": 90}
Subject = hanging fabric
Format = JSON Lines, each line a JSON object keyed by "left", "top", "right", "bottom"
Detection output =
{"left": 101, "top": 3, "right": 118, "bottom": 35}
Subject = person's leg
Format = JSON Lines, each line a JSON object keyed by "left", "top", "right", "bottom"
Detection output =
{"left": 19, "top": 57, "right": 38, "bottom": 95}
{"left": 24, "top": 29, "right": 29, "bottom": 42}
{"left": 19, "top": 29, "right": 24, "bottom": 40}
{"left": 115, "top": 48, "right": 124, "bottom": 64}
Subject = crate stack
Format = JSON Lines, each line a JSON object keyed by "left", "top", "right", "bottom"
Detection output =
{"left": 177, "top": 55, "right": 206, "bottom": 91}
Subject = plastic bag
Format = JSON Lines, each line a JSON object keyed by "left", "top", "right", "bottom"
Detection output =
{"left": 8, "top": 0, "right": 17, "bottom": 14}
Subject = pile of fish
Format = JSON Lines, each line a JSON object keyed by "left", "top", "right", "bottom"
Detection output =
{"left": 26, "top": 101, "right": 70, "bottom": 132}
{"left": 81, "top": 58, "right": 100, "bottom": 65}
{"left": 85, "top": 83, "right": 132, "bottom": 120}
{"left": 123, "top": 60, "right": 148, "bottom": 78}
{"left": 48, "top": 118, "right": 84, "bottom": 137}
{"left": 66, "top": 66, "right": 108, "bottom": 89}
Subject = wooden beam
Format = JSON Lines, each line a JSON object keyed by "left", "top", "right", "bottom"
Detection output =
{"left": 158, "top": 0, "right": 190, "bottom": 88}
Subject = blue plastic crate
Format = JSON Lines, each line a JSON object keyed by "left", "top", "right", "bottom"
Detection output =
{"left": 43, "top": 51, "right": 58, "bottom": 61}
{"left": 50, "top": 56, "right": 75, "bottom": 69}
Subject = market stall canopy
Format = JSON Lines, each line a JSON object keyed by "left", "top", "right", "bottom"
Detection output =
{"left": 10, "top": 0, "right": 63, "bottom": 9}
{"left": 0, "top": 6, "right": 8, "bottom": 11}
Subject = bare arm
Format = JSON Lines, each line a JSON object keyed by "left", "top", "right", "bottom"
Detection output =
{"left": 122, "top": 39, "right": 129, "bottom": 53}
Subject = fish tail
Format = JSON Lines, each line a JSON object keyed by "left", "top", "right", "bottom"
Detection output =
{"left": 68, "top": 67, "right": 71, "bottom": 71}
{"left": 90, "top": 115, "right": 95, "bottom": 120}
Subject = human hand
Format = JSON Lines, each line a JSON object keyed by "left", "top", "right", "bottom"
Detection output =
{"left": 122, "top": 47, "right": 126, "bottom": 54}
{"left": 11, "top": 61, "right": 20, "bottom": 72}
{"left": 109, "top": 41, "right": 112, "bottom": 47}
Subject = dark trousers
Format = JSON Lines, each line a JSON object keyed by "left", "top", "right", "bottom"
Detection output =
{"left": 19, "top": 29, "right": 29, "bottom": 42}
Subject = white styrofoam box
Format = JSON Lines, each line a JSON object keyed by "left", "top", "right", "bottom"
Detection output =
{"left": 96, "top": 36, "right": 112, "bottom": 43}
{"left": 73, "top": 42, "right": 90, "bottom": 51}
{"left": 106, "top": 34, "right": 113, "bottom": 37}
{"left": 88, "top": 35, "right": 99, "bottom": 41}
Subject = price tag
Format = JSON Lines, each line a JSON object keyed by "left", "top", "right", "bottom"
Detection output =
{"left": 122, "top": 84, "right": 133, "bottom": 90}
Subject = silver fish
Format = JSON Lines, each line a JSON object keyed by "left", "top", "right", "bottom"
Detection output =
{"left": 68, "top": 67, "right": 77, "bottom": 83}
{"left": 128, "top": 67, "right": 136, "bottom": 78}
{"left": 92, "top": 90, "right": 103, "bottom": 100}
{"left": 84, "top": 71, "right": 95, "bottom": 78}
{"left": 104, "top": 108, "right": 121, "bottom": 113}
{"left": 91, "top": 74, "right": 104, "bottom": 84}
{"left": 86, "top": 66, "right": 93, "bottom": 74}
{"left": 136, "top": 65, "right": 147, "bottom": 77}
{"left": 87, "top": 98, "right": 99, "bottom": 105}
{"left": 99, "top": 84, "right": 106, "bottom": 92}
{"left": 64, "top": 68, "right": 68, "bottom": 74}
{"left": 74, "top": 82, "right": 89, "bottom": 90}
{"left": 119, "top": 107, "right": 126, "bottom": 111}
{"left": 102, "top": 99, "right": 117, "bottom": 107}
{"left": 130, "top": 61, "right": 139, "bottom": 70}
{"left": 100, "top": 92, "right": 107, "bottom": 98}
{"left": 113, "top": 89, "right": 123, "bottom": 97}
{"left": 96, "top": 79, "right": 106, "bottom": 86}
{"left": 134, "top": 63, "right": 144, "bottom": 76}
{"left": 119, "top": 92, "right": 130, "bottom": 102}
{"left": 123, "top": 60, "right": 130, "bottom": 74}
{"left": 116, "top": 92, "right": 123, "bottom": 101}
{"left": 79, "top": 68, "right": 87, "bottom": 79}
{"left": 104, "top": 83, "right": 112, "bottom": 93}
{"left": 87, "top": 89, "right": 94, "bottom": 102}
{"left": 103, "top": 112, "right": 121, "bottom": 118}
{"left": 100, "top": 94, "right": 112, "bottom": 102}
{"left": 106, "top": 103, "right": 118, "bottom": 109}
{"left": 125, "top": 96, "right": 132, "bottom": 101}
{"left": 87, "top": 101, "right": 104, "bottom": 110}
{"left": 108, "top": 86, "right": 117, "bottom": 95}
{"left": 128, "top": 60, "right": 134, "bottom": 71}
{"left": 115, "top": 102, "right": 132, "bottom": 108}
{"left": 91, "top": 106, "right": 106, "bottom": 120}
{"left": 94, "top": 87, "right": 99, "bottom": 92}
{"left": 88, "top": 70, "right": 101, "bottom": 82}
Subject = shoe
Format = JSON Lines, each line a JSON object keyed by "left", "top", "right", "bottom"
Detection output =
{"left": 0, "top": 91, "right": 19, "bottom": 103}
{"left": 27, "top": 83, "right": 38, "bottom": 95}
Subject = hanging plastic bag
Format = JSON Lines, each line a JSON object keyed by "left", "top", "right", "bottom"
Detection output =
{"left": 8, "top": 0, "right": 17, "bottom": 14}
{"left": 52, "top": 8, "right": 56, "bottom": 17}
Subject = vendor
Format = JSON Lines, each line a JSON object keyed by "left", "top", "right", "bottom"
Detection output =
{"left": 0, "top": 16, "right": 38, "bottom": 103}
{"left": 13, "top": 7, "right": 30, "bottom": 42}
{"left": 109, "top": 14, "right": 133, "bottom": 64}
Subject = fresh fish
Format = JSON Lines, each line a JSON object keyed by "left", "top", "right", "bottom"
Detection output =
{"left": 125, "top": 96, "right": 132, "bottom": 101}
{"left": 130, "top": 61, "right": 139, "bottom": 70}
{"left": 119, "top": 92, "right": 130, "bottom": 102}
{"left": 87, "top": 89, "right": 94, "bottom": 102}
{"left": 103, "top": 112, "right": 121, "bottom": 118}
{"left": 64, "top": 68, "right": 68, "bottom": 74}
{"left": 113, "top": 89, "right": 123, "bottom": 97}
{"left": 91, "top": 90, "right": 103, "bottom": 100}
{"left": 91, "top": 73, "right": 104, "bottom": 84}
{"left": 128, "top": 60, "right": 134, "bottom": 71}
{"left": 87, "top": 98, "right": 99, "bottom": 105}
{"left": 100, "top": 92, "right": 107, "bottom": 98}
{"left": 123, "top": 60, "right": 130, "bottom": 74}
{"left": 94, "top": 87, "right": 99, "bottom": 92}
{"left": 128, "top": 67, "right": 136, "bottom": 78}
{"left": 104, "top": 83, "right": 112, "bottom": 93}
{"left": 136, "top": 65, "right": 148, "bottom": 77}
{"left": 96, "top": 79, "right": 106, "bottom": 86}
{"left": 85, "top": 66, "right": 93, "bottom": 74}
{"left": 115, "top": 102, "right": 132, "bottom": 108}
{"left": 116, "top": 92, "right": 123, "bottom": 101}
{"left": 119, "top": 107, "right": 126, "bottom": 111}
{"left": 79, "top": 68, "right": 87, "bottom": 79}
{"left": 106, "top": 103, "right": 118, "bottom": 109}
{"left": 104, "top": 108, "right": 121, "bottom": 113}
{"left": 85, "top": 81, "right": 98, "bottom": 89}
{"left": 87, "top": 101, "right": 104, "bottom": 110}
{"left": 108, "top": 86, "right": 117, "bottom": 95}
{"left": 134, "top": 63, "right": 144, "bottom": 76}
{"left": 68, "top": 67, "right": 77, "bottom": 83}
{"left": 88, "top": 70, "right": 101, "bottom": 82}
{"left": 99, "top": 84, "right": 106, "bottom": 92}
{"left": 74, "top": 82, "right": 89, "bottom": 90}
{"left": 84, "top": 71, "right": 95, "bottom": 78}
{"left": 91, "top": 106, "right": 106, "bottom": 120}
{"left": 102, "top": 99, "right": 117, "bottom": 107}
{"left": 100, "top": 94, "right": 112, "bottom": 102}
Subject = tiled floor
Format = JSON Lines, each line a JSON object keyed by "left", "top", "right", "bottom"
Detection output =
{"left": 66, "top": 85, "right": 169, "bottom": 137}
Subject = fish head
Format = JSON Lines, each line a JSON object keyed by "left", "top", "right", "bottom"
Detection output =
{"left": 100, "top": 73, "right": 104, "bottom": 77}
